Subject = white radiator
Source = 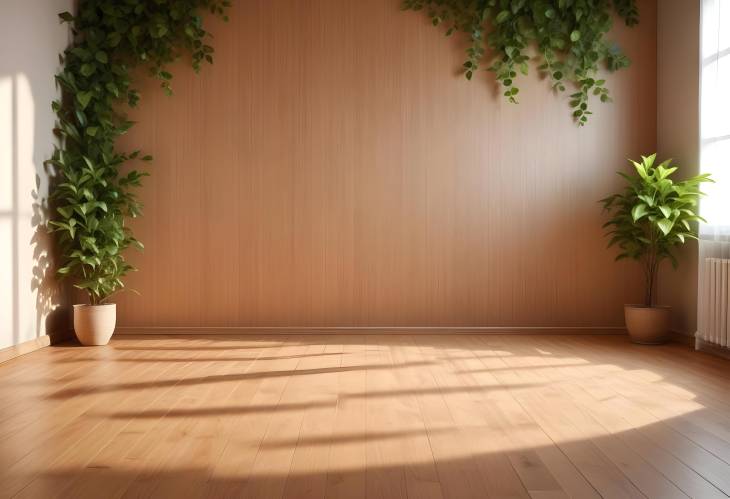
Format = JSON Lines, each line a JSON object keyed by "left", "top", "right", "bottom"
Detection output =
{"left": 698, "top": 258, "right": 730, "bottom": 348}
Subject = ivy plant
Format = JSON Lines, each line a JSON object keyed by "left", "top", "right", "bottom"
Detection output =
{"left": 49, "top": 0, "right": 230, "bottom": 305}
{"left": 401, "top": 0, "right": 639, "bottom": 125}
{"left": 601, "top": 155, "right": 712, "bottom": 307}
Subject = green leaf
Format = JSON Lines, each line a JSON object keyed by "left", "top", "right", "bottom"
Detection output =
{"left": 75, "top": 109, "right": 87, "bottom": 127}
{"left": 76, "top": 91, "right": 92, "bottom": 109}
{"left": 637, "top": 194, "right": 654, "bottom": 207}
{"left": 570, "top": 30, "right": 581, "bottom": 42}
{"left": 105, "top": 82, "right": 119, "bottom": 97}
{"left": 631, "top": 203, "right": 648, "bottom": 222}
{"left": 107, "top": 32, "right": 122, "bottom": 47}
{"left": 80, "top": 64, "right": 96, "bottom": 77}
{"left": 57, "top": 206, "right": 73, "bottom": 219}
{"left": 657, "top": 218, "right": 674, "bottom": 236}
{"left": 495, "top": 10, "right": 510, "bottom": 23}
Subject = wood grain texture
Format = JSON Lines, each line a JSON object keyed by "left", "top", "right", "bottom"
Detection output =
{"left": 115, "top": 0, "right": 657, "bottom": 328}
{"left": 2, "top": 334, "right": 730, "bottom": 499}
{"left": 656, "top": 0, "right": 701, "bottom": 335}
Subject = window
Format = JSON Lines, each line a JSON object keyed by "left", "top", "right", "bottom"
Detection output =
{"left": 700, "top": 0, "right": 730, "bottom": 232}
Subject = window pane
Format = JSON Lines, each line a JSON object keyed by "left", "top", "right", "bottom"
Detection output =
{"left": 702, "top": 0, "right": 730, "bottom": 59}
{"left": 701, "top": 57, "right": 730, "bottom": 139}
{"left": 702, "top": 1, "right": 730, "bottom": 140}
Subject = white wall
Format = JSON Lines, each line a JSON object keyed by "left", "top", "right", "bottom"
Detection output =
{"left": 0, "top": 1, "right": 74, "bottom": 350}
{"left": 656, "top": 0, "right": 701, "bottom": 335}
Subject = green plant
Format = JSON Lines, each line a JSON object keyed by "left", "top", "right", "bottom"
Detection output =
{"left": 49, "top": 0, "right": 230, "bottom": 305}
{"left": 601, "top": 154, "right": 712, "bottom": 306}
{"left": 401, "top": 0, "right": 639, "bottom": 125}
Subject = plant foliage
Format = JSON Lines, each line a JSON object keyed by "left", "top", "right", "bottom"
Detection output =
{"left": 401, "top": 0, "right": 639, "bottom": 125}
{"left": 601, "top": 154, "right": 712, "bottom": 306}
{"left": 50, "top": 0, "right": 230, "bottom": 304}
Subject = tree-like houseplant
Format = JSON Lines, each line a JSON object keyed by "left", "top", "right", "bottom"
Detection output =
{"left": 50, "top": 0, "right": 229, "bottom": 345}
{"left": 601, "top": 154, "right": 711, "bottom": 344}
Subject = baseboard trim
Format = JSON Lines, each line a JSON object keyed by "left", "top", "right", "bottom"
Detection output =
{"left": 695, "top": 337, "right": 730, "bottom": 360}
{"left": 0, "top": 335, "right": 52, "bottom": 364}
{"left": 115, "top": 326, "right": 627, "bottom": 336}
{"left": 0, "top": 327, "right": 74, "bottom": 364}
{"left": 669, "top": 330, "right": 694, "bottom": 347}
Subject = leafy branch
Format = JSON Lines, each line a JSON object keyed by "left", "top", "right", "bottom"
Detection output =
{"left": 50, "top": 0, "right": 230, "bottom": 304}
{"left": 402, "top": 0, "right": 639, "bottom": 125}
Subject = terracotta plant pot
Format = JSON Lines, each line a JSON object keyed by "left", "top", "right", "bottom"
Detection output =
{"left": 624, "top": 305, "right": 670, "bottom": 345}
{"left": 73, "top": 303, "right": 116, "bottom": 346}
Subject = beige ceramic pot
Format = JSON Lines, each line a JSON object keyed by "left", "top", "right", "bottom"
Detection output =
{"left": 624, "top": 305, "right": 670, "bottom": 345}
{"left": 73, "top": 304, "right": 116, "bottom": 346}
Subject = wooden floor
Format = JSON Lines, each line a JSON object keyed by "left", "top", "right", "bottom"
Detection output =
{"left": 1, "top": 334, "right": 730, "bottom": 499}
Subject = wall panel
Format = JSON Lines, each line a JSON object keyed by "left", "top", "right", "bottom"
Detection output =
{"left": 656, "top": 0, "right": 701, "bottom": 336}
{"left": 116, "top": 0, "right": 657, "bottom": 328}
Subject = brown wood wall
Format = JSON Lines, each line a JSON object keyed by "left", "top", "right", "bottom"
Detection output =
{"left": 116, "top": 0, "right": 657, "bottom": 328}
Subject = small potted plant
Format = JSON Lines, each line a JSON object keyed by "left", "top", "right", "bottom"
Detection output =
{"left": 48, "top": 149, "right": 146, "bottom": 346}
{"left": 601, "top": 154, "right": 711, "bottom": 344}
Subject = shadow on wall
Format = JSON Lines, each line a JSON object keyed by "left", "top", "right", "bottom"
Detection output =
{"left": 0, "top": 1, "right": 74, "bottom": 349}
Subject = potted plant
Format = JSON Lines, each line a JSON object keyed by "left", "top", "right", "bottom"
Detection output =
{"left": 48, "top": 149, "right": 146, "bottom": 346}
{"left": 601, "top": 154, "right": 711, "bottom": 344}
{"left": 48, "top": 3, "right": 230, "bottom": 346}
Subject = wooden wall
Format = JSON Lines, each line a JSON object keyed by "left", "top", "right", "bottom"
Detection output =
{"left": 116, "top": 0, "right": 657, "bottom": 329}
{"left": 657, "top": 0, "right": 701, "bottom": 336}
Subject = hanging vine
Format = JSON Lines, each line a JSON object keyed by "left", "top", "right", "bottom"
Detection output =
{"left": 401, "top": 0, "right": 639, "bottom": 125}
{"left": 49, "top": 0, "right": 230, "bottom": 304}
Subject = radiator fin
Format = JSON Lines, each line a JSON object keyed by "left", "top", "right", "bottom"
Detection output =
{"left": 700, "top": 258, "right": 730, "bottom": 347}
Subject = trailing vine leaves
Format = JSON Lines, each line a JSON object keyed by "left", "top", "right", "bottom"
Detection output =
{"left": 401, "top": 0, "right": 639, "bottom": 125}
{"left": 49, "top": 0, "right": 230, "bottom": 305}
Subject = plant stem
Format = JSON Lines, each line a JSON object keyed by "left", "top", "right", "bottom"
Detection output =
{"left": 644, "top": 227, "right": 660, "bottom": 307}
{"left": 643, "top": 228, "right": 652, "bottom": 307}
